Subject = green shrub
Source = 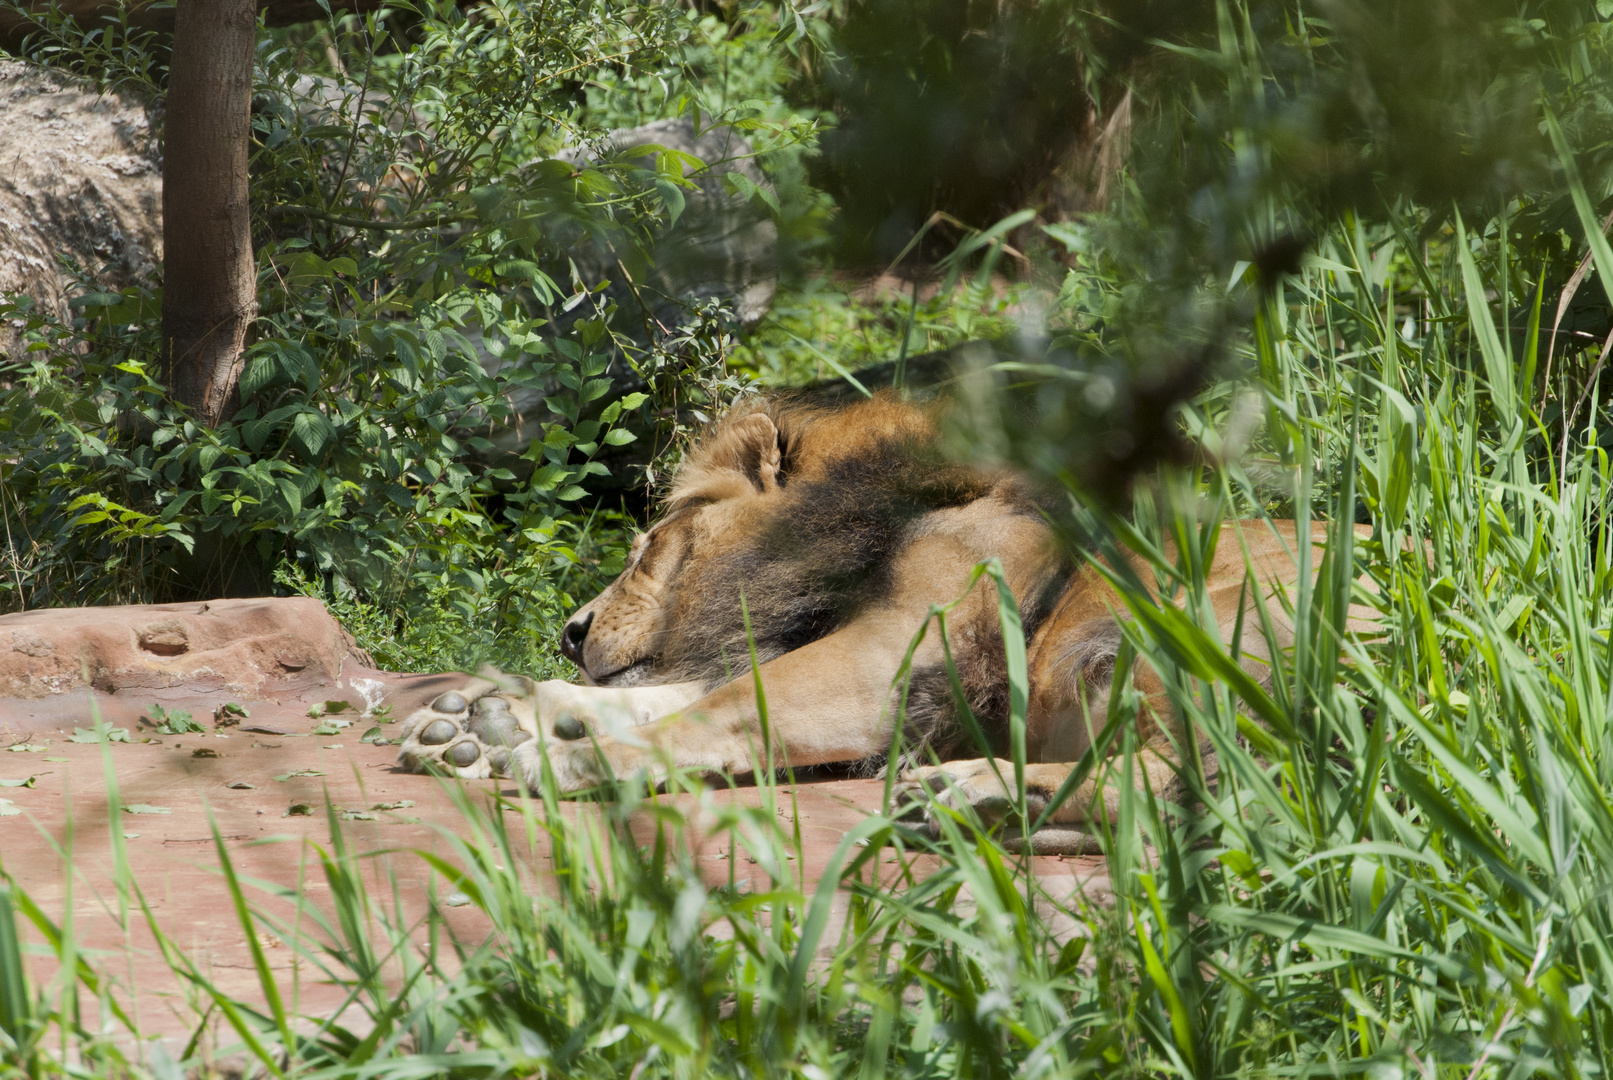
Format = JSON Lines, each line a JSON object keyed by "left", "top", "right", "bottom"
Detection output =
{"left": 0, "top": 0, "right": 777, "bottom": 662}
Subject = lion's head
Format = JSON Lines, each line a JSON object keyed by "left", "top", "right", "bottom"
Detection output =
{"left": 558, "top": 395, "right": 995, "bottom": 689}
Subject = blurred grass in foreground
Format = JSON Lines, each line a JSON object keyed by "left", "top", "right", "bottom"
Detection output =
{"left": 13, "top": 3, "right": 1613, "bottom": 1075}
{"left": 11, "top": 200, "right": 1613, "bottom": 1073}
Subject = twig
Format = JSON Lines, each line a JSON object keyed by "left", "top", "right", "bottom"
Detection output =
{"left": 1558, "top": 325, "right": 1613, "bottom": 482}
{"left": 1541, "top": 207, "right": 1613, "bottom": 415}
{"left": 267, "top": 205, "right": 466, "bottom": 231}
{"left": 1466, "top": 921, "right": 1553, "bottom": 1080}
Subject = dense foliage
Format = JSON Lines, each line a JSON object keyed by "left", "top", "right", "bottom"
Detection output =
{"left": 0, "top": 0, "right": 826, "bottom": 673}
{"left": 11, "top": 0, "right": 1613, "bottom": 1078}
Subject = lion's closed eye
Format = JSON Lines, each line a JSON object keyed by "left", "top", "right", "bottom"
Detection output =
{"left": 635, "top": 523, "right": 690, "bottom": 578}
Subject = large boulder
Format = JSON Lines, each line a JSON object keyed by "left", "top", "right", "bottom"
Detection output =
{"left": 0, "top": 1, "right": 386, "bottom": 53}
{"left": 470, "top": 117, "right": 780, "bottom": 467}
{"left": 0, "top": 597, "right": 372, "bottom": 700}
{"left": 0, "top": 59, "right": 161, "bottom": 360}
{"left": 552, "top": 116, "right": 779, "bottom": 333}
{"left": 557, "top": 116, "right": 779, "bottom": 329}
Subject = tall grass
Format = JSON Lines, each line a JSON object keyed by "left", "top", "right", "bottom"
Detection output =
{"left": 11, "top": 193, "right": 1613, "bottom": 1078}
{"left": 1057, "top": 188, "right": 1613, "bottom": 1071}
{"left": 15, "top": 32, "right": 1613, "bottom": 1080}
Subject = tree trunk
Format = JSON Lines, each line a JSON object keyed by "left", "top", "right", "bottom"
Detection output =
{"left": 160, "top": 0, "right": 258, "bottom": 428}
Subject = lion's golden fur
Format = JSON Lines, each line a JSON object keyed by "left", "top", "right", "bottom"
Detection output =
{"left": 577, "top": 393, "right": 1074, "bottom": 757}
{"left": 400, "top": 390, "right": 1353, "bottom": 849}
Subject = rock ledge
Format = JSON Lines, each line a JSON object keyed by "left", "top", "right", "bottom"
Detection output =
{"left": 0, "top": 596, "right": 371, "bottom": 699}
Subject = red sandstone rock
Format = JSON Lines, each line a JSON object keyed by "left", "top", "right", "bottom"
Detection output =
{"left": 0, "top": 596, "right": 372, "bottom": 699}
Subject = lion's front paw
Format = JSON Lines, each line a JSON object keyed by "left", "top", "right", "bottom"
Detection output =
{"left": 510, "top": 736, "right": 618, "bottom": 793}
{"left": 396, "top": 672, "right": 540, "bottom": 779}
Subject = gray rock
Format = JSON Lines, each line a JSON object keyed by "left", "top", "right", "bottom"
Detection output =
{"left": 468, "top": 117, "right": 779, "bottom": 467}
{"left": 0, "top": 60, "right": 161, "bottom": 361}
{"left": 556, "top": 116, "right": 778, "bottom": 328}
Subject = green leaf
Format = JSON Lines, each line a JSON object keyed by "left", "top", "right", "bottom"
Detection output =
{"left": 724, "top": 170, "right": 757, "bottom": 200}
{"left": 1453, "top": 210, "right": 1515, "bottom": 419}
{"left": 1204, "top": 905, "right": 1455, "bottom": 973}
{"left": 68, "top": 726, "right": 129, "bottom": 743}
{"left": 654, "top": 178, "right": 686, "bottom": 227}
{"left": 1546, "top": 105, "right": 1613, "bottom": 311}
{"left": 278, "top": 477, "right": 303, "bottom": 516}
{"left": 470, "top": 183, "right": 509, "bottom": 218}
{"left": 1137, "top": 923, "right": 1197, "bottom": 1072}
{"left": 292, "top": 410, "right": 334, "bottom": 459}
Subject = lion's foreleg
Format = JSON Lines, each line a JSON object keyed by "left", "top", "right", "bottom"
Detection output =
{"left": 521, "top": 617, "right": 936, "bottom": 791}
{"left": 395, "top": 673, "right": 705, "bottom": 779}
{"left": 898, "top": 748, "right": 1185, "bottom": 823}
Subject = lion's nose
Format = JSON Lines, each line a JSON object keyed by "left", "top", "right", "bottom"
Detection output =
{"left": 560, "top": 611, "right": 594, "bottom": 664}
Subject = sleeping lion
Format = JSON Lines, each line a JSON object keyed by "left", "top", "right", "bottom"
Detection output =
{"left": 396, "top": 393, "right": 1337, "bottom": 849}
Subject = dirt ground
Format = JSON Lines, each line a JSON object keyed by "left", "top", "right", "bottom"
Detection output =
{"left": 0, "top": 598, "right": 1110, "bottom": 1048}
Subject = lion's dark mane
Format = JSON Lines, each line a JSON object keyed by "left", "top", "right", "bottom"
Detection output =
{"left": 658, "top": 405, "right": 1070, "bottom": 752}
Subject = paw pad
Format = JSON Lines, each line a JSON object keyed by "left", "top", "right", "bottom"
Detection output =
{"left": 444, "top": 741, "right": 482, "bottom": 767}
{"left": 397, "top": 683, "right": 537, "bottom": 780}
{"left": 418, "top": 719, "right": 458, "bottom": 745}
{"left": 433, "top": 691, "right": 468, "bottom": 714}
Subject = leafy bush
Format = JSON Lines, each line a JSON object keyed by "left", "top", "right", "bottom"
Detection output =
{"left": 0, "top": 0, "right": 791, "bottom": 666}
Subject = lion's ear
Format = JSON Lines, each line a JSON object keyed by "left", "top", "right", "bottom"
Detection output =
{"left": 720, "top": 412, "right": 783, "bottom": 492}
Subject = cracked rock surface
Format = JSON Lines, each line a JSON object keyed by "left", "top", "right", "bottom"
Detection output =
{"left": 0, "top": 596, "right": 372, "bottom": 699}
{"left": 0, "top": 59, "right": 161, "bottom": 359}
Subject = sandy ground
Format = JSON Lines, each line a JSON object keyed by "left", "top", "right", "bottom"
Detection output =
{"left": 1, "top": 659, "right": 1111, "bottom": 1052}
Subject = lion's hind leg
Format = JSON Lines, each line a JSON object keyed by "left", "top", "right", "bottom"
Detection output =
{"left": 894, "top": 751, "right": 1185, "bottom": 855}
{"left": 395, "top": 670, "right": 542, "bottom": 779}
